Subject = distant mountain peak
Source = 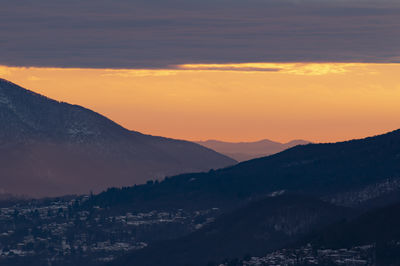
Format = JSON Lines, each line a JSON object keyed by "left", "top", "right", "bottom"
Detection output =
{"left": 197, "top": 138, "right": 311, "bottom": 161}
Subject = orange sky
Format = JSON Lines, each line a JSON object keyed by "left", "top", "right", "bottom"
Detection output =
{"left": 1, "top": 63, "right": 400, "bottom": 143}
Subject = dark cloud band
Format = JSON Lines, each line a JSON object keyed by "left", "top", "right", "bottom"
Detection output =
{"left": 1, "top": 0, "right": 400, "bottom": 68}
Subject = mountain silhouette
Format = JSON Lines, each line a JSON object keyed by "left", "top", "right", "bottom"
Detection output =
{"left": 0, "top": 78, "right": 236, "bottom": 197}
{"left": 88, "top": 128, "right": 400, "bottom": 211}
{"left": 196, "top": 139, "right": 310, "bottom": 161}
{"left": 94, "top": 129, "right": 400, "bottom": 266}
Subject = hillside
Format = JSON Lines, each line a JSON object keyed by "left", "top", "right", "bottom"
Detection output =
{"left": 88, "top": 128, "right": 400, "bottom": 211}
{"left": 0, "top": 79, "right": 236, "bottom": 197}
{"left": 196, "top": 139, "right": 310, "bottom": 161}
{"left": 308, "top": 200, "right": 400, "bottom": 249}
{"left": 109, "top": 195, "right": 352, "bottom": 266}
{"left": 218, "top": 200, "right": 400, "bottom": 266}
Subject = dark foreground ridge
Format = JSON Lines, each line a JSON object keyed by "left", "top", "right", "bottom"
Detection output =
{"left": 88, "top": 127, "right": 400, "bottom": 211}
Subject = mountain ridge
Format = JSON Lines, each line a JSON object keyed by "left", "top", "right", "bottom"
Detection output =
{"left": 196, "top": 138, "right": 310, "bottom": 161}
{"left": 87, "top": 127, "right": 400, "bottom": 212}
{"left": 0, "top": 78, "right": 236, "bottom": 197}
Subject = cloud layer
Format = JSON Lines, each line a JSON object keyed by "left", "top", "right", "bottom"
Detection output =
{"left": 1, "top": 0, "right": 400, "bottom": 68}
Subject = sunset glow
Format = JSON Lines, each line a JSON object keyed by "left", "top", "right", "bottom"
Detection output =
{"left": 1, "top": 63, "right": 400, "bottom": 143}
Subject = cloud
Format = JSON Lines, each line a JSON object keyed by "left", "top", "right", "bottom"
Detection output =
{"left": 175, "top": 64, "right": 281, "bottom": 72}
{"left": 175, "top": 63, "right": 361, "bottom": 75}
{"left": 279, "top": 63, "right": 361, "bottom": 76}
{"left": 102, "top": 69, "right": 179, "bottom": 77}
{"left": 1, "top": 0, "right": 399, "bottom": 68}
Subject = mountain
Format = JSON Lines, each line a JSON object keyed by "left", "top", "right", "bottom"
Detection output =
{"left": 87, "top": 128, "right": 400, "bottom": 212}
{"left": 196, "top": 139, "right": 310, "bottom": 161}
{"left": 101, "top": 128, "right": 400, "bottom": 266}
{"left": 0, "top": 78, "right": 236, "bottom": 197}
{"left": 109, "top": 195, "right": 352, "bottom": 266}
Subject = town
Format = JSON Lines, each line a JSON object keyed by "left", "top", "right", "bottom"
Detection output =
{"left": 221, "top": 244, "right": 375, "bottom": 266}
{"left": 0, "top": 196, "right": 219, "bottom": 265}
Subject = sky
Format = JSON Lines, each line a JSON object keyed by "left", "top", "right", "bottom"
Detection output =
{"left": 1, "top": 0, "right": 400, "bottom": 142}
